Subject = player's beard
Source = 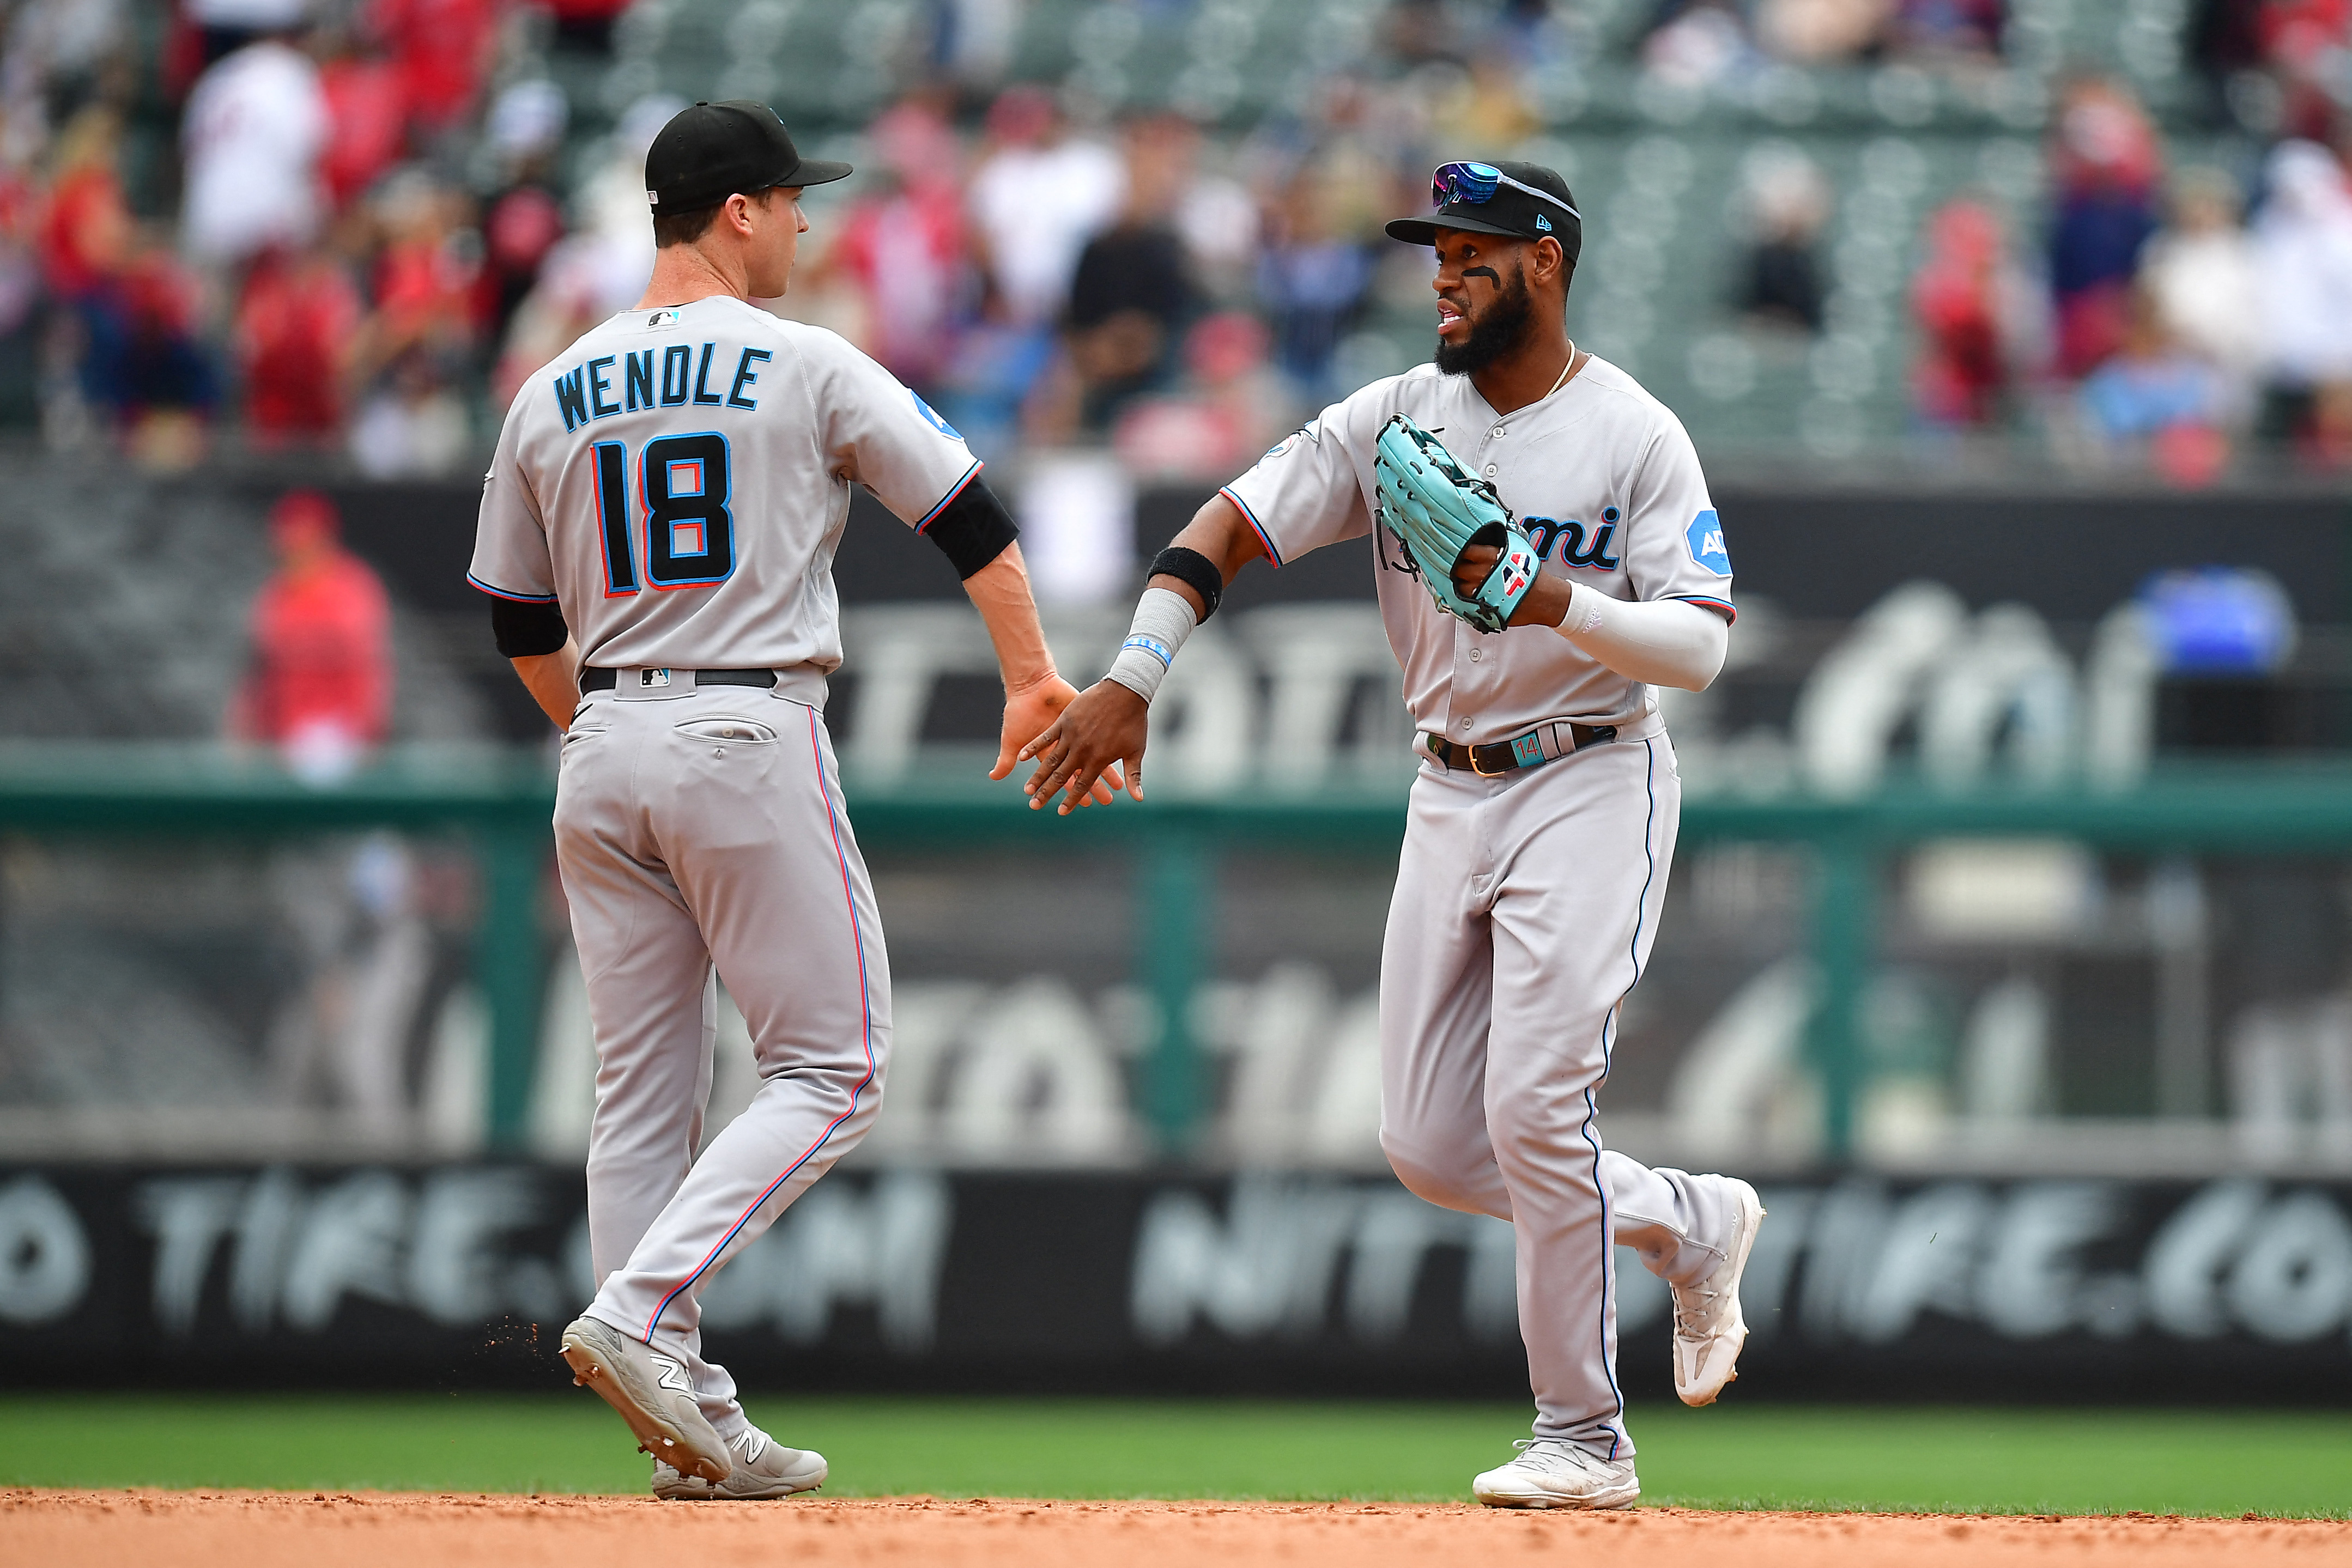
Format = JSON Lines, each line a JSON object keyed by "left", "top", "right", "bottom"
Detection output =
{"left": 1434, "top": 268, "right": 1535, "bottom": 376}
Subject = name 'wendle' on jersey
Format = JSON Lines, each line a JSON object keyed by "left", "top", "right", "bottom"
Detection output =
{"left": 552, "top": 340, "right": 773, "bottom": 433}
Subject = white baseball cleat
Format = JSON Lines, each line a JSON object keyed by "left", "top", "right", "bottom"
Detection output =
{"left": 652, "top": 1424, "right": 828, "bottom": 1500}
{"left": 1671, "top": 1177, "right": 1766, "bottom": 1407}
{"left": 1472, "top": 1439, "right": 1641, "bottom": 1510}
{"left": 559, "top": 1314, "right": 732, "bottom": 1484}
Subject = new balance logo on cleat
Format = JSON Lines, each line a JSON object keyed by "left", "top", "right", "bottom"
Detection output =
{"left": 653, "top": 1353, "right": 693, "bottom": 1393}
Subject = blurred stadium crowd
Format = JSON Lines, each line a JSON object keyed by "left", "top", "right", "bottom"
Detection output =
{"left": 0, "top": 0, "right": 2347, "bottom": 480}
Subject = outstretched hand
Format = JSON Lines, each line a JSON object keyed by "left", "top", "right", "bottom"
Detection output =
{"left": 991, "top": 674, "right": 1123, "bottom": 806}
{"left": 1018, "top": 679, "right": 1150, "bottom": 815}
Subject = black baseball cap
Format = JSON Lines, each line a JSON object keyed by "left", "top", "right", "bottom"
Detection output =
{"left": 1386, "top": 159, "right": 1583, "bottom": 268}
{"left": 644, "top": 100, "right": 852, "bottom": 217}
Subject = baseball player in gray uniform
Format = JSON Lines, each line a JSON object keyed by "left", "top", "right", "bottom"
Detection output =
{"left": 469, "top": 101, "right": 1113, "bottom": 1499}
{"left": 1023, "top": 160, "right": 1762, "bottom": 1509}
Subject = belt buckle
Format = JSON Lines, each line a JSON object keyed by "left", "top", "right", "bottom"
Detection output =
{"left": 1471, "top": 742, "right": 1510, "bottom": 777}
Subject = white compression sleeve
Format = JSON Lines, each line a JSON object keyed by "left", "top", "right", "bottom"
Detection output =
{"left": 1103, "top": 586, "right": 1199, "bottom": 703}
{"left": 1556, "top": 584, "right": 1730, "bottom": 691}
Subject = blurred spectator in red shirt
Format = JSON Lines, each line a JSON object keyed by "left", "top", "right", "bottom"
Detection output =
{"left": 367, "top": 0, "right": 499, "bottom": 141}
{"left": 345, "top": 168, "right": 480, "bottom": 475}
{"left": 317, "top": 31, "right": 409, "bottom": 211}
{"left": 39, "top": 107, "right": 134, "bottom": 304}
{"left": 2047, "top": 78, "right": 2165, "bottom": 379}
{"left": 231, "top": 490, "right": 393, "bottom": 781}
{"left": 821, "top": 99, "right": 970, "bottom": 397}
{"left": 236, "top": 246, "right": 362, "bottom": 443}
{"left": 2257, "top": 0, "right": 2352, "bottom": 142}
{"left": 1913, "top": 198, "right": 2029, "bottom": 428}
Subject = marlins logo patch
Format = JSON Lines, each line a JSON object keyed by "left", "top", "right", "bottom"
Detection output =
{"left": 1685, "top": 509, "right": 1731, "bottom": 576}
{"left": 1266, "top": 418, "right": 1322, "bottom": 459}
{"left": 912, "top": 391, "right": 962, "bottom": 439}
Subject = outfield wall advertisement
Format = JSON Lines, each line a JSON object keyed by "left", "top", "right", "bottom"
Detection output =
{"left": 3, "top": 1167, "right": 2348, "bottom": 1400}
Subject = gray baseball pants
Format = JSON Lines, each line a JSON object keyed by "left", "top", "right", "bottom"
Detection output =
{"left": 1378, "top": 726, "right": 1736, "bottom": 1462}
{"left": 555, "top": 673, "right": 888, "bottom": 1439}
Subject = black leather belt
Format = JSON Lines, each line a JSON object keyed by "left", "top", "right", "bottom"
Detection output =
{"left": 579, "top": 667, "right": 778, "bottom": 693}
{"left": 1425, "top": 722, "right": 1618, "bottom": 776}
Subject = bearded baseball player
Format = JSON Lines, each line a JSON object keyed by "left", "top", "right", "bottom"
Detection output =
{"left": 1023, "top": 159, "right": 1763, "bottom": 1508}
{"left": 469, "top": 101, "right": 1112, "bottom": 1499}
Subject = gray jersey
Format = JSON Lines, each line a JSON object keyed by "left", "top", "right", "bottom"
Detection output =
{"left": 1221, "top": 356, "right": 1733, "bottom": 742}
{"left": 470, "top": 295, "right": 980, "bottom": 674}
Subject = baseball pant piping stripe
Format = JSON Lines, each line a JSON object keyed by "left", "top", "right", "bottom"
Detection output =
{"left": 1581, "top": 735, "right": 1661, "bottom": 1458}
{"left": 1217, "top": 485, "right": 1285, "bottom": 567}
{"left": 638, "top": 706, "right": 880, "bottom": 1342}
{"left": 913, "top": 458, "right": 984, "bottom": 533}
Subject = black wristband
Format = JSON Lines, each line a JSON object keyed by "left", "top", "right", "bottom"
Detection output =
{"left": 924, "top": 477, "right": 1019, "bottom": 579}
{"left": 1148, "top": 545, "right": 1224, "bottom": 622}
{"left": 489, "top": 595, "right": 568, "bottom": 657}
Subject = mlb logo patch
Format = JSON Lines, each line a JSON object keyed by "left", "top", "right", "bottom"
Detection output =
{"left": 1685, "top": 509, "right": 1731, "bottom": 576}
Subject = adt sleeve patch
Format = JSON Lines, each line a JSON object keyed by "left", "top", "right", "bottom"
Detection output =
{"left": 1686, "top": 509, "right": 1732, "bottom": 576}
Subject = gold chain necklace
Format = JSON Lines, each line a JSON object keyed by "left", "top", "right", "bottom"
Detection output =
{"left": 1544, "top": 340, "right": 1579, "bottom": 400}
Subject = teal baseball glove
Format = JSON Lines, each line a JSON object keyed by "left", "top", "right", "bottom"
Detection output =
{"left": 1372, "top": 413, "right": 1541, "bottom": 635}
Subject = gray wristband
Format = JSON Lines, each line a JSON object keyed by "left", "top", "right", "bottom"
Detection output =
{"left": 1103, "top": 587, "right": 1198, "bottom": 704}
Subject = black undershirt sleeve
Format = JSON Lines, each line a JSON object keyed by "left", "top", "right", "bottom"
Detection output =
{"left": 489, "top": 595, "right": 568, "bottom": 658}
{"left": 923, "top": 477, "right": 1019, "bottom": 579}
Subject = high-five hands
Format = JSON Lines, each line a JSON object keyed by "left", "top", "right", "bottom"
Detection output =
{"left": 1017, "top": 679, "right": 1150, "bottom": 815}
{"left": 990, "top": 672, "right": 1124, "bottom": 808}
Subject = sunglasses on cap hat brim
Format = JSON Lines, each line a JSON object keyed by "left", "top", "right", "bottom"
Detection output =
{"left": 1430, "top": 161, "right": 1581, "bottom": 219}
{"left": 1385, "top": 161, "right": 1583, "bottom": 245}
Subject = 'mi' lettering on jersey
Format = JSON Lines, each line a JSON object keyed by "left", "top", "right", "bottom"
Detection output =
{"left": 554, "top": 343, "right": 773, "bottom": 432}
{"left": 1521, "top": 516, "right": 1621, "bottom": 570}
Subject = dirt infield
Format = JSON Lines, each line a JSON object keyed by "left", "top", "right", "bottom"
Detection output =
{"left": 7, "top": 1490, "right": 2351, "bottom": 1566}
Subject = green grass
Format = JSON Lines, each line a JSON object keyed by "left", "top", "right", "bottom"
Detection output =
{"left": 2, "top": 1396, "right": 2347, "bottom": 1517}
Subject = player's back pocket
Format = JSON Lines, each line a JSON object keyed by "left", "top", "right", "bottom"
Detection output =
{"left": 673, "top": 716, "right": 780, "bottom": 744}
